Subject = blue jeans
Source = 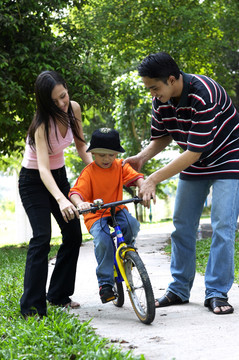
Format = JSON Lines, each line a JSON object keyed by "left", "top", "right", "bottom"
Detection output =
{"left": 19, "top": 166, "right": 82, "bottom": 316}
{"left": 90, "top": 209, "right": 140, "bottom": 287}
{"left": 168, "top": 178, "right": 239, "bottom": 301}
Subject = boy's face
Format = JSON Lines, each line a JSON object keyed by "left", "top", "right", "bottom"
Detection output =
{"left": 92, "top": 153, "right": 117, "bottom": 169}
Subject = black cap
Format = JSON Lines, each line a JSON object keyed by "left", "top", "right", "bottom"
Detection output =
{"left": 86, "top": 128, "right": 125, "bottom": 154}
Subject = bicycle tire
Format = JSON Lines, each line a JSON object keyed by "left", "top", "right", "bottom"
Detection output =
{"left": 124, "top": 251, "right": 155, "bottom": 324}
{"left": 113, "top": 279, "right": 124, "bottom": 307}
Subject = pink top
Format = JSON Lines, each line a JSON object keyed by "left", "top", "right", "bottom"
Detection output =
{"left": 22, "top": 120, "right": 74, "bottom": 170}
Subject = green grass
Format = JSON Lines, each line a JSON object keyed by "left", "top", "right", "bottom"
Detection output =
{"left": 164, "top": 232, "right": 239, "bottom": 284}
{"left": 0, "top": 240, "right": 144, "bottom": 360}
{"left": 2, "top": 216, "right": 238, "bottom": 359}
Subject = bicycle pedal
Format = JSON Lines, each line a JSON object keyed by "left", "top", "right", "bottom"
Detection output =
{"left": 101, "top": 295, "right": 116, "bottom": 304}
{"left": 99, "top": 285, "right": 116, "bottom": 303}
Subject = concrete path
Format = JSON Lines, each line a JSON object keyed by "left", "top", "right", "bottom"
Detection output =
{"left": 49, "top": 226, "right": 239, "bottom": 360}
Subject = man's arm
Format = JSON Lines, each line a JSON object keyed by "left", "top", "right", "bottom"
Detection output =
{"left": 149, "top": 150, "right": 201, "bottom": 184}
{"left": 140, "top": 150, "right": 202, "bottom": 207}
{"left": 135, "top": 177, "right": 144, "bottom": 188}
{"left": 123, "top": 136, "right": 173, "bottom": 171}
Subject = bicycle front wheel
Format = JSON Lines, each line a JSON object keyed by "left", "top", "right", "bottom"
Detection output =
{"left": 124, "top": 251, "right": 155, "bottom": 324}
{"left": 113, "top": 279, "right": 124, "bottom": 307}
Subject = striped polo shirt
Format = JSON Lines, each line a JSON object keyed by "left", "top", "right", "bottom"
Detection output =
{"left": 151, "top": 72, "right": 239, "bottom": 180}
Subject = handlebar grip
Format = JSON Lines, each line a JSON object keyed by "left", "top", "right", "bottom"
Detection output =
{"left": 78, "top": 204, "right": 98, "bottom": 215}
{"left": 78, "top": 196, "right": 143, "bottom": 215}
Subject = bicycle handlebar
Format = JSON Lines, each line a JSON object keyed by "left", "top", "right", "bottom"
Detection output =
{"left": 78, "top": 196, "right": 142, "bottom": 215}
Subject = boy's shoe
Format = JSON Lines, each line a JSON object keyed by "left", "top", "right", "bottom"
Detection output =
{"left": 99, "top": 284, "right": 116, "bottom": 304}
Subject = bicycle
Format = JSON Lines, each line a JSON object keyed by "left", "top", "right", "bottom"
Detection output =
{"left": 79, "top": 196, "right": 155, "bottom": 324}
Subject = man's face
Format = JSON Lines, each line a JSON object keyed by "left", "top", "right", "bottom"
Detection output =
{"left": 142, "top": 76, "right": 175, "bottom": 103}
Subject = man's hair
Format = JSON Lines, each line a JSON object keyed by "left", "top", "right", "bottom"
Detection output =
{"left": 138, "top": 52, "right": 180, "bottom": 83}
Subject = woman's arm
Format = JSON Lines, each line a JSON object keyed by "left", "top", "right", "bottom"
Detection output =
{"left": 35, "top": 124, "right": 78, "bottom": 222}
{"left": 71, "top": 101, "right": 93, "bottom": 165}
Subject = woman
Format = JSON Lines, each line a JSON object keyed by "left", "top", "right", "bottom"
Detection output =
{"left": 19, "top": 70, "right": 92, "bottom": 317}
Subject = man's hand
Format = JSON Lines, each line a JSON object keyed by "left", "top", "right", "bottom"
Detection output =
{"left": 139, "top": 177, "right": 156, "bottom": 208}
{"left": 122, "top": 155, "right": 143, "bottom": 171}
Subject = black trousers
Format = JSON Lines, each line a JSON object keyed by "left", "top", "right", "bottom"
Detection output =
{"left": 19, "top": 166, "right": 82, "bottom": 316}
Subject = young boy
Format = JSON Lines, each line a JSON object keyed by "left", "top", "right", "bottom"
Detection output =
{"left": 69, "top": 128, "right": 144, "bottom": 303}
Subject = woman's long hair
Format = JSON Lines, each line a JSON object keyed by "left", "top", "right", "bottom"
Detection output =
{"left": 28, "top": 70, "right": 84, "bottom": 150}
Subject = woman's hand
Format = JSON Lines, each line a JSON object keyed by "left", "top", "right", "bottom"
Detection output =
{"left": 57, "top": 197, "right": 79, "bottom": 223}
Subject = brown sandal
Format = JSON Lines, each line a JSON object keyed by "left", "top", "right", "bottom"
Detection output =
{"left": 64, "top": 301, "right": 80, "bottom": 309}
{"left": 49, "top": 300, "right": 80, "bottom": 309}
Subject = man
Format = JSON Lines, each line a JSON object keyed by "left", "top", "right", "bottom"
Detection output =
{"left": 124, "top": 51, "right": 239, "bottom": 314}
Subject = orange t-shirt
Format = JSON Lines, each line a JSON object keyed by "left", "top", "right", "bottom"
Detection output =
{"left": 69, "top": 158, "right": 143, "bottom": 231}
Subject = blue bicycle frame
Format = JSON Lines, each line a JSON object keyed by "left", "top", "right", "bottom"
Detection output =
{"left": 109, "top": 205, "right": 136, "bottom": 290}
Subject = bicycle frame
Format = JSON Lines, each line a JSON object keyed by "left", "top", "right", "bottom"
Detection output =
{"left": 109, "top": 205, "right": 136, "bottom": 291}
{"left": 79, "top": 196, "right": 156, "bottom": 324}
{"left": 80, "top": 196, "right": 142, "bottom": 291}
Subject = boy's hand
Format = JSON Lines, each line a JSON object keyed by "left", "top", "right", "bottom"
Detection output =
{"left": 76, "top": 202, "right": 92, "bottom": 214}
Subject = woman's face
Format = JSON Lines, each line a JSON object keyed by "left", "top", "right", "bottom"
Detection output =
{"left": 51, "top": 84, "right": 70, "bottom": 113}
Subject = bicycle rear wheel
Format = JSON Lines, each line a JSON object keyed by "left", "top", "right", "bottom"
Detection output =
{"left": 113, "top": 279, "right": 124, "bottom": 307}
{"left": 124, "top": 251, "right": 155, "bottom": 324}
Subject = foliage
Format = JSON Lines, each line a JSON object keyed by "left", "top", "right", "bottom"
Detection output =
{"left": 199, "top": 235, "right": 239, "bottom": 283}
{"left": 75, "top": 0, "right": 232, "bottom": 77}
{"left": 0, "top": 0, "right": 112, "bottom": 157}
{"left": 0, "top": 200, "right": 15, "bottom": 213}
{"left": 1, "top": 0, "right": 67, "bottom": 154}
{"left": 112, "top": 71, "right": 152, "bottom": 155}
{"left": 73, "top": 0, "right": 239, "bottom": 114}
{"left": 0, "top": 242, "right": 144, "bottom": 360}
{"left": 64, "top": 145, "right": 88, "bottom": 185}
{"left": 202, "top": 0, "right": 239, "bottom": 108}
{"left": 1, "top": 0, "right": 239, "bottom": 180}
{"left": 164, "top": 233, "right": 239, "bottom": 284}
{"left": 0, "top": 142, "right": 24, "bottom": 174}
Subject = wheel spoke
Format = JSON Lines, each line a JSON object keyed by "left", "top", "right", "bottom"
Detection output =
{"left": 124, "top": 251, "right": 155, "bottom": 324}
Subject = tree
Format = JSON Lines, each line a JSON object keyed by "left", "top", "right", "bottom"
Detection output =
{"left": 0, "top": 0, "right": 112, "bottom": 156}
{"left": 202, "top": 0, "right": 239, "bottom": 108}
{"left": 74, "top": 0, "right": 223, "bottom": 71}
{"left": 1, "top": 0, "right": 239, "bottom": 175}
{"left": 112, "top": 71, "right": 152, "bottom": 156}
{"left": 72, "top": 0, "right": 239, "bottom": 102}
